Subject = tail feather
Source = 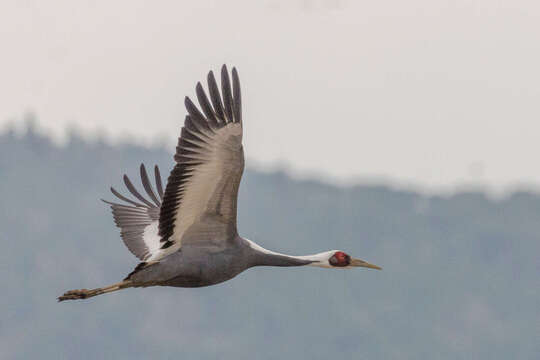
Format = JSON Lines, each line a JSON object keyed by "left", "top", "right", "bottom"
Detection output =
{"left": 58, "top": 281, "right": 131, "bottom": 302}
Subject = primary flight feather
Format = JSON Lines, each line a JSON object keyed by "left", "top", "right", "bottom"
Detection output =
{"left": 59, "top": 65, "right": 381, "bottom": 302}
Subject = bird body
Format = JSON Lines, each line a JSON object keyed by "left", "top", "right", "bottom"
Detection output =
{"left": 131, "top": 239, "right": 250, "bottom": 288}
{"left": 129, "top": 237, "right": 316, "bottom": 288}
{"left": 59, "top": 65, "right": 380, "bottom": 302}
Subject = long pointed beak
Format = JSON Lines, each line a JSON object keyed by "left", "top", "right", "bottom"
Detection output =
{"left": 350, "top": 258, "right": 382, "bottom": 270}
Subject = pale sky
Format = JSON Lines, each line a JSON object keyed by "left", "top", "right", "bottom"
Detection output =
{"left": 2, "top": 0, "right": 540, "bottom": 194}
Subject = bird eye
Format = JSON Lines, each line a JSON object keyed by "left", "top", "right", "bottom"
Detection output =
{"left": 330, "top": 251, "right": 350, "bottom": 267}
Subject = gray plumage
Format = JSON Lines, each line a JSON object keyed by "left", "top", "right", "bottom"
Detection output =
{"left": 102, "top": 164, "right": 161, "bottom": 261}
{"left": 58, "top": 65, "right": 381, "bottom": 302}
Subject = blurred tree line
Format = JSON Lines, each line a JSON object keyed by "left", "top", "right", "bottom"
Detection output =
{"left": 0, "top": 121, "right": 537, "bottom": 359}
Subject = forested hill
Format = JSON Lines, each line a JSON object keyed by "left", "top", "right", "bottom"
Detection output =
{"left": 1, "top": 126, "right": 538, "bottom": 359}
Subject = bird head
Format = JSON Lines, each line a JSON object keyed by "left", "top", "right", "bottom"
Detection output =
{"left": 311, "top": 250, "right": 382, "bottom": 270}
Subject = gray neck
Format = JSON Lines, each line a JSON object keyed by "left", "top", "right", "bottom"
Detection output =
{"left": 252, "top": 251, "right": 314, "bottom": 267}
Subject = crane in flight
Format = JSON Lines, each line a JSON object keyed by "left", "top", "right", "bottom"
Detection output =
{"left": 58, "top": 65, "right": 381, "bottom": 301}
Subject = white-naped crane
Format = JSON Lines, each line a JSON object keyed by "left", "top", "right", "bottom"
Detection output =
{"left": 58, "top": 65, "right": 381, "bottom": 301}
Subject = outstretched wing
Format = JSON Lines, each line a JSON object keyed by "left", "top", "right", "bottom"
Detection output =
{"left": 103, "top": 164, "right": 165, "bottom": 261}
{"left": 149, "top": 65, "right": 244, "bottom": 262}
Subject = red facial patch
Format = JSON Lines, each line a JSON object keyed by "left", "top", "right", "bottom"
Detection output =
{"left": 329, "top": 251, "right": 350, "bottom": 267}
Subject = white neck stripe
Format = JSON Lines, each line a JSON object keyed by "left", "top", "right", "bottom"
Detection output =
{"left": 245, "top": 239, "right": 338, "bottom": 268}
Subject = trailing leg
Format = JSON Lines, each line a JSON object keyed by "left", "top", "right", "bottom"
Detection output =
{"left": 58, "top": 280, "right": 132, "bottom": 302}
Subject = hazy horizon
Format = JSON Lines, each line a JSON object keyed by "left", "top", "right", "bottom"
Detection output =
{"left": 6, "top": 114, "right": 540, "bottom": 198}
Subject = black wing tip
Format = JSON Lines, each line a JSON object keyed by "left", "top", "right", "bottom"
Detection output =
{"left": 231, "top": 67, "right": 241, "bottom": 123}
{"left": 208, "top": 65, "right": 239, "bottom": 82}
{"left": 184, "top": 65, "right": 241, "bottom": 129}
{"left": 185, "top": 96, "right": 208, "bottom": 125}
{"left": 154, "top": 164, "right": 164, "bottom": 200}
{"left": 221, "top": 64, "right": 230, "bottom": 79}
{"left": 220, "top": 65, "right": 234, "bottom": 122}
{"left": 223, "top": 64, "right": 239, "bottom": 73}
{"left": 139, "top": 163, "right": 147, "bottom": 177}
{"left": 122, "top": 173, "right": 134, "bottom": 188}
{"left": 222, "top": 64, "right": 240, "bottom": 77}
{"left": 184, "top": 96, "right": 197, "bottom": 112}
{"left": 139, "top": 162, "right": 161, "bottom": 207}
{"left": 122, "top": 171, "right": 157, "bottom": 208}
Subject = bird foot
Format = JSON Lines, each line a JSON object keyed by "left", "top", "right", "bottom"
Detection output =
{"left": 57, "top": 289, "right": 91, "bottom": 302}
